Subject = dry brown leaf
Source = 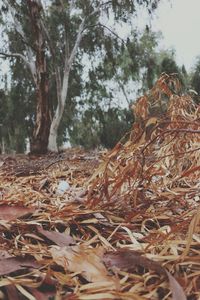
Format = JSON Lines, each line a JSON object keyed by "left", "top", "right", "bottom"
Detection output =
{"left": 103, "top": 250, "right": 186, "bottom": 299}
{"left": 0, "top": 204, "right": 34, "bottom": 221}
{"left": 166, "top": 271, "right": 187, "bottom": 300}
{"left": 5, "top": 285, "right": 20, "bottom": 300}
{"left": 28, "top": 288, "right": 56, "bottom": 300}
{"left": 0, "top": 257, "right": 40, "bottom": 276}
{"left": 50, "top": 245, "right": 117, "bottom": 288}
{"left": 103, "top": 249, "right": 166, "bottom": 276}
{"left": 37, "top": 226, "right": 75, "bottom": 246}
{"left": 0, "top": 75, "right": 199, "bottom": 299}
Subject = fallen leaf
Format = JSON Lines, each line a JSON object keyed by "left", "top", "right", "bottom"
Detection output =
{"left": 0, "top": 205, "right": 34, "bottom": 221}
{"left": 0, "top": 250, "right": 12, "bottom": 259}
{"left": 0, "top": 256, "right": 40, "bottom": 276}
{"left": 5, "top": 285, "right": 20, "bottom": 300}
{"left": 103, "top": 249, "right": 166, "bottom": 276}
{"left": 103, "top": 250, "right": 186, "bottom": 300}
{"left": 166, "top": 271, "right": 187, "bottom": 300}
{"left": 37, "top": 226, "right": 75, "bottom": 246}
{"left": 50, "top": 245, "right": 117, "bottom": 288}
{"left": 28, "top": 288, "right": 56, "bottom": 300}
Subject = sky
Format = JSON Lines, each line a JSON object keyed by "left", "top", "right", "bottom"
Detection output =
{"left": 150, "top": 0, "right": 200, "bottom": 71}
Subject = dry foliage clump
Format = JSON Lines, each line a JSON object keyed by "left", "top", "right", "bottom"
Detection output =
{"left": 0, "top": 74, "right": 200, "bottom": 300}
{"left": 88, "top": 73, "right": 200, "bottom": 213}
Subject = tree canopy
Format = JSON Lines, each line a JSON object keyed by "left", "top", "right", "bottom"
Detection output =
{"left": 0, "top": 0, "right": 193, "bottom": 153}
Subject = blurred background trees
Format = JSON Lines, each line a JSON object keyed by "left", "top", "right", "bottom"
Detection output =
{"left": 0, "top": 0, "right": 198, "bottom": 153}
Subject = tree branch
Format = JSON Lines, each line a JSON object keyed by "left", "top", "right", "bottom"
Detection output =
{"left": 89, "top": 1, "right": 113, "bottom": 18}
{"left": 0, "top": 51, "right": 36, "bottom": 83}
{"left": 116, "top": 77, "right": 131, "bottom": 105}
{"left": 3, "top": 0, "right": 37, "bottom": 84}
{"left": 5, "top": 0, "right": 32, "bottom": 48}
{"left": 83, "top": 23, "right": 125, "bottom": 43}
{"left": 65, "top": 17, "right": 86, "bottom": 72}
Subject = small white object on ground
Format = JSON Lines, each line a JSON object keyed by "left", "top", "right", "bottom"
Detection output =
{"left": 57, "top": 180, "right": 70, "bottom": 195}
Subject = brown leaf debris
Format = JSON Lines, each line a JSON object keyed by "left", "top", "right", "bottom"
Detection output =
{"left": 0, "top": 75, "right": 200, "bottom": 299}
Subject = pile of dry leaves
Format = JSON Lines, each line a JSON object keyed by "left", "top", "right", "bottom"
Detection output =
{"left": 0, "top": 74, "right": 200, "bottom": 299}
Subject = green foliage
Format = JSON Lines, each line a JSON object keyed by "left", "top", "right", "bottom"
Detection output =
{"left": 0, "top": 0, "right": 165, "bottom": 152}
{"left": 70, "top": 107, "right": 133, "bottom": 149}
{"left": 0, "top": 58, "right": 35, "bottom": 152}
{"left": 0, "top": 86, "right": 27, "bottom": 153}
{"left": 190, "top": 58, "right": 200, "bottom": 103}
{"left": 99, "top": 108, "right": 133, "bottom": 148}
{"left": 159, "top": 56, "right": 188, "bottom": 89}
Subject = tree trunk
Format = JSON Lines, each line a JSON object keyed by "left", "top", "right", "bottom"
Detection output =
{"left": 48, "top": 105, "right": 62, "bottom": 152}
{"left": 30, "top": 72, "right": 51, "bottom": 154}
{"left": 28, "top": 0, "right": 51, "bottom": 154}
{"left": 48, "top": 72, "right": 69, "bottom": 152}
{"left": 47, "top": 17, "right": 86, "bottom": 152}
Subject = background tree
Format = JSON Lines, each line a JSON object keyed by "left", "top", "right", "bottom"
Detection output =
{"left": 0, "top": 0, "right": 161, "bottom": 153}
{"left": 190, "top": 58, "right": 200, "bottom": 104}
{"left": 69, "top": 29, "right": 162, "bottom": 149}
{"left": 70, "top": 106, "right": 133, "bottom": 149}
{"left": 0, "top": 88, "right": 9, "bottom": 153}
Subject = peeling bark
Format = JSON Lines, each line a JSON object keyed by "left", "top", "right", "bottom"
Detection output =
{"left": 27, "top": 0, "right": 51, "bottom": 154}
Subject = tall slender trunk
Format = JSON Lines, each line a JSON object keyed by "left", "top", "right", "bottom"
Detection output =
{"left": 28, "top": 0, "right": 51, "bottom": 154}
{"left": 47, "top": 17, "right": 86, "bottom": 152}
{"left": 48, "top": 71, "right": 70, "bottom": 152}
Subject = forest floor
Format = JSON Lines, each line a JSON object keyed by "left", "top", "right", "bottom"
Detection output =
{"left": 0, "top": 74, "right": 200, "bottom": 300}
{"left": 0, "top": 148, "right": 110, "bottom": 299}
{"left": 0, "top": 147, "right": 198, "bottom": 300}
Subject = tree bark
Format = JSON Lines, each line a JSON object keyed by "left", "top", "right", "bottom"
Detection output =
{"left": 47, "top": 17, "right": 86, "bottom": 152}
{"left": 48, "top": 71, "right": 70, "bottom": 152}
{"left": 28, "top": 0, "right": 51, "bottom": 154}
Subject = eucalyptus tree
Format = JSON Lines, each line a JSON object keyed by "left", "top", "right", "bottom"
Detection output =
{"left": 0, "top": 0, "right": 161, "bottom": 153}
{"left": 70, "top": 29, "right": 161, "bottom": 148}
{"left": 190, "top": 58, "right": 200, "bottom": 103}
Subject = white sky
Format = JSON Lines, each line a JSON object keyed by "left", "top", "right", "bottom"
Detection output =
{"left": 151, "top": 0, "right": 200, "bottom": 71}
